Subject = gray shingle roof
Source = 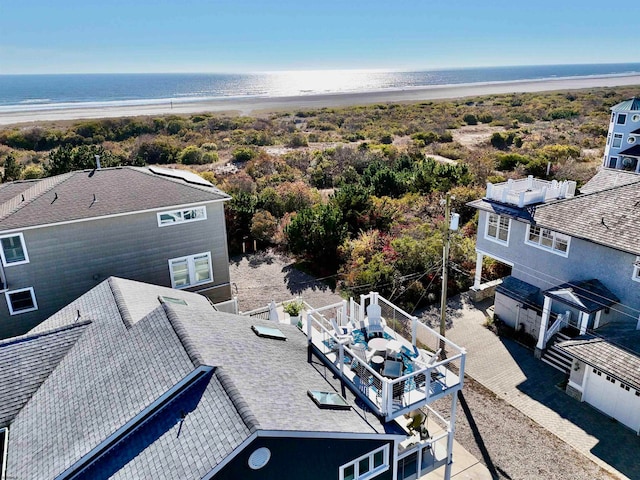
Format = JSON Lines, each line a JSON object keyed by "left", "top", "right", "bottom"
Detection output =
{"left": 0, "top": 167, "right": 229, "bottom": 232}
{"left": 495, "top": 276, "right": 541, "bottom": 310}
{"left": 557, "top": 335, "right": 640, "bottom": 390}
{"left": 543, "top": 279, "right": 619, "bottom": 313}
{"left": 611, "top": 98, "right": 640, "bottom": 112}
{"left": 579, "top": 168, "right": 640, "bottom": 194}
{"left": 0, "top": 321, "right": 89, "bottom": 428}
{"left": 0, "top": 179, "right": 38, "bottom": 205}
{"left": 532, "top": 180, "right": 640, "bottom": 256}
{"left": 6, "top": 277, "right": 389, "bottom": 479}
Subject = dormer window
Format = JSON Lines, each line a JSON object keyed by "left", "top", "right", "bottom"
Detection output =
{"left": 617, "top": 113, "right": 627, "bottom": 125}
{"left": 633, "top": 257, "right": 640, "bottom": 283}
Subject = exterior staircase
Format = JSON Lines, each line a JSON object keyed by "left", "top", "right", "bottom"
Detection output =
{"left": 541, "top": 332, "right": 573, "bottom": 373}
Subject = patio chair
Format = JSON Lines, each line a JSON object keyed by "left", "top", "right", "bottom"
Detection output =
{"left": 413, "top": 348, "right": 441, "bottom": 388}
{"left": 365, "top": 304, "right": 385, "bottom": 338}
{"left": 349, "top": 343, "right": 375, "bottom": 368}
{"left": 330, "top": 318, "right": 354, "bottom": 346}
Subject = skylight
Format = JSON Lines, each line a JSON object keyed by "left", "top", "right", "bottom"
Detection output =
{"left": 159, "top": 296, "right": 188, "bottom": 305}
{"left": 251, "top": 325, "right": 287, "bottom": 340}
{"left": 307, "top": 390, "right": 351, "bottom": 410}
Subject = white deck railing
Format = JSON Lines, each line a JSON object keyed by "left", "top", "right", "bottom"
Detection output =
{"left": 486, "top": 176, "right": 576, "bottom": 207}
{"left": 305, "top": 292, "right": 466, "bottom": 422}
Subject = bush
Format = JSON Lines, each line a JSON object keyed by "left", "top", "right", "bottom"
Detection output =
{"left": 463, "top": 114, "right": 478, "bottom": 125}
{"left": 286, "top": 133, "right": 308, "bottom": 148}
{"left": 179, "top": 146, "right": 206, "bottom": 165}
{"left": 232, "top": 147, "right": 256, "bottom": 162}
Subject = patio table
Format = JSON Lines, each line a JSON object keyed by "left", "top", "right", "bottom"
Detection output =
{"left": 367, "top": 337, "right": 389, "bottom": 354}
{"left": 370, "top": 355, "right": 385, "bottom": 372}
{"left": 382, "top": 359, "right": 403, "bottom": 379}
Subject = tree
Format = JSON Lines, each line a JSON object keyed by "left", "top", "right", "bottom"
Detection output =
{"left": 331, "top": 183, "right": 373, "bottom": 235}
{"left": 250, "top": 210, "right": 278, "bottom": 243}
{"left": 285, "top": 203, "right": 347, "bottom": 268}
{"left": 46, "top": 145, "right": 122, "bottom": 176}
{"left": 2, "top": 154, "right": 22, "bottom": 182}
{"left": 179, "top": 146, "right": 205, "bottom": 165}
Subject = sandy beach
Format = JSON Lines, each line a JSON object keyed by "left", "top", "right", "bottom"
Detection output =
{"left": 2, "top": 74, "right": 640, "bottom": 126}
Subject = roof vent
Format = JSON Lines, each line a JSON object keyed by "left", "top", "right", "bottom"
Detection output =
{"left": 95, "top": 155, "right": 101, "bottom": 169}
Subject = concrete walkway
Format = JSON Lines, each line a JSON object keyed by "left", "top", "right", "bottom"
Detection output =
{"left": 425, "top": 294, "right": 640, "bottom": 480}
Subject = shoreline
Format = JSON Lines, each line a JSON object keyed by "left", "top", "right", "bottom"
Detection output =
{"left": 2, "top": 74, "right": 640, "bottom": 126}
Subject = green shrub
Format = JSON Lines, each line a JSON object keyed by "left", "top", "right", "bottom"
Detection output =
{"left": 463, "top": 114, "right": 478, "bottom": 125}
{"left": 232, "top": 147, "right": 256, "bottom": 162}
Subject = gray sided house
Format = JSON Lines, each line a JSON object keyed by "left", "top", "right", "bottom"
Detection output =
{"left": 469, "top": 171, "right": 640, "bottom": 433}
{"left": 0, "top": 166, "right": 232, "bottom": 338}
{"left": 0, "top": 278, "right": 399, "bottom": 479}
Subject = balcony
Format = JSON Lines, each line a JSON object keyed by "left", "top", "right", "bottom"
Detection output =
{"left": 302, "top": 292, "right": 466, "bottom": 423}
{"left": 486, "top": 175, "right": 576, "bottom": 207}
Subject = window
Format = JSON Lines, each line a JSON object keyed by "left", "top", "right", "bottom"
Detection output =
{"left": 617, "top": 113, "right": 627, "bottom": 125}
{"left": 612, "top": 133, "right": 623, "bottom": 148}
{"left": 526, "top": 225, "right": 570, "bottom": 256}
{"left": 629, "top": 136, "right": 637, "bottom": 144}
{"left": 633, "top": 114, "right": 640, "bottom": 122}
{"left": 633, "top": 257, "right": 640, "bottom": 283}
{"left": 5, "top": 287, "right": 38, "bottom": 315}
{"left": 0, "top": 233, "right": 29, "bottom": 266}
{"left": 168, "top": 252, "right": 213, "bottom": 288}
{"left": 485, "top": 213, "right": 510, "bottom": 244}
{"left": 157, "top": 206, "right": 206, "bottom": 227}
{"left": 608, "top": 156, "right": 618, "bottom": 168}
{"left": 339, "top": 445, "right": 389, "bottom": 480}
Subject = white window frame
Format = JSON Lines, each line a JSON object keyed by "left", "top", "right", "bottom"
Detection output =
{"left": 608, "top": 156, "right": 618, "bottom": 168}
{"left": 633, "top": 257, "right": 640, "bottom": 283}
{"left": 168, "top": 252, "right": 213, "bottom": 289}
{"left": 339, "top": 444, "right": 390, "bottom": 480}
{"left": 157, "top": 206, "right": 207, "bottom": 227}
{"left": 632, "top": 114, "right": 640, "bottom": 122}
{"left": 0, "top": 233, "right": 29, "bottom": 267}
{"left": 0, "top": 427, "right": 7, "bottom": 480}
{"left": 617, "top": 113, "right": 627, "bottom": 125}
{"left": 484, "top": 213, "right": 510, "bottom": 245}
{"left": 612, "top": 133, "right": 623, "bottom": 148}
{"left": 525, "top": 224, "right": 570, "bottom": 257}
{"left": 5, "top": 287, "right": 38, "bottom": 315}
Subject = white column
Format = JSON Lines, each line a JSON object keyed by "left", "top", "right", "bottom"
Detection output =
{"left": 537, "top": 296, "right": 552, "bottom": 350}
{"left": 579, "top": 311, "right": 590, "bottom": 335}
{"left": 473, "top": 252, "right": 483, "bottom": 289}
{"left": 444, "top": 392, "right": 459, "bottom": 480}
{"left": 594, "top": 310, "right": 602, "bottom": 330}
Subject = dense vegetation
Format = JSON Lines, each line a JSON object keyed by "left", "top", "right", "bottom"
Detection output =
{"left": 2, "top": 86, "right": 639, "bottom": 310}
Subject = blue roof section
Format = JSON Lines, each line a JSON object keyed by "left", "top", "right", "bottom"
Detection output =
{"left": 543, "top": 279, "right": 619, "bottom": 313}
{"left": 611, "top": 98, "right": 640, "bottom": 112}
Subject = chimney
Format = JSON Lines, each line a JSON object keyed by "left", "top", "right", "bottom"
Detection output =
{"left": 95, "top": 154, "right": 101, "bottom": 169}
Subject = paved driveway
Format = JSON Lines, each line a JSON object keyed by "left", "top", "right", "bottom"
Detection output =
{"left": 421, "top": 294, "right": 640, "bottom": 480}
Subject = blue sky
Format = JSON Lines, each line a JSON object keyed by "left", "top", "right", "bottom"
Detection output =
{"left": 2, "top": 0, "right": 639, "bottom": 74}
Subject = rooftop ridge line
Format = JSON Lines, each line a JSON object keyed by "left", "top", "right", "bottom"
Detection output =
{"left": 0, "top": 320, "right": 92, "bottom": 348}
{"left": 108, "top": 277, "right": 135, "bottom": 329}
{"left": 215, "top": 366, "right": 261, "bottom": 434}
{"left": 0, "top": 172, "right": 76, "bottom": 224}
{"left": 161, "top": 302, "right": 206, "bottom": 368}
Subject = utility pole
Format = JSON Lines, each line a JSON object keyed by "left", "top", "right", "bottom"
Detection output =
{"left": 440, "top": 193, "right": 451, "bottom": 352}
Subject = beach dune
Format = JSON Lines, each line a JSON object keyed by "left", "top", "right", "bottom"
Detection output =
{"left": 1, "top": 74, "right": 640, "bottom": 126}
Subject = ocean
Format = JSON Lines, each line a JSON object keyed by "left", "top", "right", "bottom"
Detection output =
{"left": 1, "top": 63, "right": 639, "bottom": 113}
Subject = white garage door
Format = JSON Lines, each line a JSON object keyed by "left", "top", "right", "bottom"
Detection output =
{"left": 584, "top": 368, "right": 640, "bottom": 432}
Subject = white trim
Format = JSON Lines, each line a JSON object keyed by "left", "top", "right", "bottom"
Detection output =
{"left": 475, "top": 248, "right": 514, "bottom": 267}
{"left": 202, "top": 433, "right": 258, "bottom": 480}
{"left": 5, "top": 287, "right": 38, "bottom": 315}
{"left": 157, "top": 205, "right": 207, "bottom": 227}
{"left": 339, "top": 444, "right": 390, "bottom": 480}
{"left": 632, "top": 114, "right": 640, "bottom": 122}
{"left": 608, "top": 156, "right": 619, "bottom": 168}
{"left": 168, "top": 252, "right": 213, "bottom": 289}
{"left": 0, "top": 427, "right": 7, "bottom": 480}
{"left": 0, "top": 232, "right": 29, "bottom": 267}
{"left": 56, "top": 366, "right": 213, "bottom": 480}
{"left": 612, "top": 133, "right": 623, "bottom": 148}
{"left": 524, "top": 224, "right": 570, "bottom": 257}
{"left": 633, "top": 257, "right": 640, "bottom": 283}
{"left": 616, "top": 113, "right": 627, "bottom": 125}
{"left": 254, "top": 430, "right": 402, "bottom": 441}
{"left": 484, "top": 213, "right": 511, "bottom": 246}
{"left": 628, "top": 136, "right": 637, "bottom": 145}
{"left": 0, "top": 199, "right": 226, "bottom": 236}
